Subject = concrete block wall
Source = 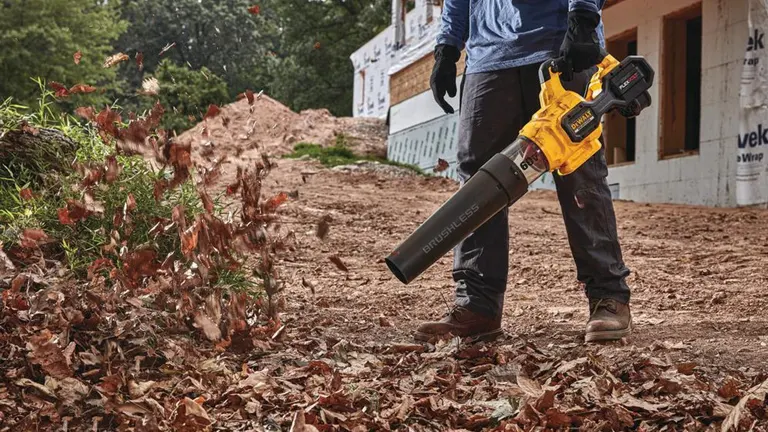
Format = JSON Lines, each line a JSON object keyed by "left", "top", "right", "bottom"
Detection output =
{"left": 601, "top": 0, "right": 748, "bottom": 207}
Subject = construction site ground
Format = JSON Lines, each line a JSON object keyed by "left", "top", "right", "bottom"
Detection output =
{"left": 6, "top": 95, "right": 768, "bottom": 430}
{"left": 185, "top": 95, "right": 768, "bottom": 429}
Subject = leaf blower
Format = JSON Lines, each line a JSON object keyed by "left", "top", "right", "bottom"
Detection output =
{"left": 385, "top": 52, "right": 655, "bottom": 284}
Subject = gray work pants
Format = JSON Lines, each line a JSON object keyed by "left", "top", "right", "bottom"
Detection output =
{"left": 453, "top": 62, "right": 631, "bottom": 317}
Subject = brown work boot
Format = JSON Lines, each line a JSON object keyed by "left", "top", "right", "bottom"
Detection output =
{"left": 585, "top": 298, "right": 632, "bottom": 342}
{"left": 414, "top": 306, "right": 502, "bottom": 342}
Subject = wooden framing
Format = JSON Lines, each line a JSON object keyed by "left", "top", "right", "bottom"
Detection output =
{"left": 603, "top": 27, "right": 639, "bottom": 166}
{"left": 659, "top": 2, "right": 703, "bottom": 160}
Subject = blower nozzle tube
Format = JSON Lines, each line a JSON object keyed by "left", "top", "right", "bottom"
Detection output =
{"left": 385, "top": 137, "right": 548, "bottom": 284}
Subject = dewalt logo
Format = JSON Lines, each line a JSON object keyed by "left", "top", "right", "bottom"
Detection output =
{"left": 570, "top": 110, "right": 594, "bottom": 132}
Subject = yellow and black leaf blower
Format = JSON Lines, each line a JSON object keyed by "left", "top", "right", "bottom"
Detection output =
{"left": 385, "top": 53, "right": 654, "bottom": 284}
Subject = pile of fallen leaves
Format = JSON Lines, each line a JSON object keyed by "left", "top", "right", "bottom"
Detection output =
{"left": 0, "top": 93, "right": 295, "bottom": 429}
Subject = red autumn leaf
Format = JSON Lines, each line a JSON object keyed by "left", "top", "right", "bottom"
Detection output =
{"left": 95, "top": 106, "right": 122, "bottom": 139}
{"left": 58, "top": 199, "right": 93, "bottom": 225}
{"left": 434, "top": 158, "right": 449, "bottom": 173}
{"left": 226, "top": 182, "right": 240, "bottom": 196}
{"left": 75, "top": 106, "right": 96, "bottom": 121}
{"left": 122, "top": 248, "right": 160, "bottom": 282}
{"left": 81, "top": 167, "right": 104, "bottom": 188}
{"left": 19, "top": 188, "right": 33, "bottom": 201}
{"left": 313, "top": 42, "right": 321, "bottom": 50}
{"left": 121, "top": 102, "right": 165, "bottom": 145}
{"left": 58, "top": 208, "right": 75, "bottom": 225}
{"left": 136, "top": 52, "right": 144, "bottom": 71}
{"left": 69, "top": 84, "right": 97, "bottom": 95}
{"left": 49, "top": 82, "right": 69, "bottom": 98}
{"left": 264, "top": 192, "right": 288, "bottom": 212}
{"left": 105, "top": 155, "right": 120, "bottom": 183}
{"left": 246, "top": 89, "right": 255, "bottom": 105}
{"left": 87, "top": 258, "right": 114, "bottom": 280}
{"left": 20, "top": 229, "right": 48, "bottom": 248}
{"left": 159, "top": 42, "right": 176, "bottom": 56}
{"left": 74, "top": 51, "right": 82, "bottom": 65}
{"left": 329, "top": 255, "right": 348, "bottom": 272}
{"left": 204, "top": 104, "right": 221, "bottom": 120}
{"left": 248, "top": 5, "right": 260, "bottom": 14}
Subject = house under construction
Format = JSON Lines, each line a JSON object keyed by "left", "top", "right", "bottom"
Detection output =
{"left": 350, "top": 0, "right": 768, "bottom": 207}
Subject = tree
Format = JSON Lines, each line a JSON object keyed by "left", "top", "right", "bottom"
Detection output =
{"left": 115, "top": 0, "right": 278, "bottom": 99}
{"left": 0, "top": 0, "right": 127, "bottom": 107}
{"left": 264, "top": 0, "right": 390, "bottom": 116}
{"left": 141, "top": 59, "right": 230, "bottom": 134}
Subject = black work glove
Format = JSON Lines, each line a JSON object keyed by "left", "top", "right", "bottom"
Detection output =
{"left": 558, "top": 9, "right": 604, "bottom": 81}
{"left": 430, "top": 44, "right": 461, "bottom": 114}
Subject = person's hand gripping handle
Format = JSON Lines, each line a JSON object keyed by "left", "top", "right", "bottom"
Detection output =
{"left": 556, "top": 9, "right": 604, "bottom": 81}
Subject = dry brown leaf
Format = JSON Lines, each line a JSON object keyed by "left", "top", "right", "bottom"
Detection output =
{"left": 316, "top": 215, "right": 332, "bottom": 240}
{"left": 329, "top": 255, "right": 348, "bottom": 272}
{"left": 159, "top": 42, "right": 176, "bottom": 56}
{"left": 104, "top": 53, "right": 130, "bottom": 68}
{"left": 722, "top": 378, "right": 768, "bottom": 432}
{"left": 290, "top": 410, "right": 319, "bottom": 432}
{"left": 194, "top": 311, "right": 222, "bottom": 341}
{"left": 139, "top": 77, "right": 160, "bottom": 96}
{"left": 27, "top": 329, "right": 73, "bottom": 379}
{"left": 56, "top": 378, "right": 89, "bottom": 404}
{"left": 434, "top": 158, "right": 449, "bottom": 173}
{"left": 616, "top": 394, "right": 668, "bottom": 412}
{"left": 174, "top": 397, "right": 212, "bottom": 430}
{"left": 105, "top": 155, "right": 120, "bottom": 183}
{"left": 517, "top": 375, "right": 544, "bottom": 398}
{"left": 74, "top": 51, "right": 82, "bottom": 65}
{"left": 128, "top": 380, "right": 157, "bottom": 399}
{"left": 719, "top": 378, "right": 742, "bottom": 400}
{"left": 20, "top": 228, "right": 48, "bottom": 249}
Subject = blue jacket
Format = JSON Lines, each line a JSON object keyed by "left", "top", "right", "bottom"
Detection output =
{"left": 437, "top": 0, "right": 607, "bottom": 74}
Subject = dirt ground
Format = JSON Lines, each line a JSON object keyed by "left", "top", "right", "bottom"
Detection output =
{"left": 245, "top": 153, "right": 768, "bottom": 371}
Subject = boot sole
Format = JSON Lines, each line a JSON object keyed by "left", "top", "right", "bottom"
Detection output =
{"left": 414, "top": 328, "right": 503, "bottom": 343}
{"left": 585, "top": 322, "right": 632, "bottom": 343}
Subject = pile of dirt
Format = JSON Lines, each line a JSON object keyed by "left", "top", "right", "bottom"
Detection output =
{"left": 176, "top": 94, "right": 387, "bottom": 168}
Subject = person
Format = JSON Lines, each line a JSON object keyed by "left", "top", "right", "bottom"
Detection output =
{"left": 417, "top": 0, "right": 632, "bottom": 343}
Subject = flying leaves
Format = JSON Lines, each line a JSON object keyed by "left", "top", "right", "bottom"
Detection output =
{"left": 434, "top": 158, "right": 449, "bottom": 173}
{"left": 328, "top": 255, "right": 348, "bottom": 272}
{"left": 74, "top": 50, "right": 82, "bottom": 65}
{"left": 136, "top": 51, "right": 144, "bottom": 71}
{"left": 103, "top": 52, "right": 130, "bottom": 68}
{"left": 248, "top": 5, "right": 260, "bottom": 14}
{"left": 49, "top": 82, "right": 96, "bottom": 98}
{"left": 159, "top": 42, "right": 176, "bottom": 56}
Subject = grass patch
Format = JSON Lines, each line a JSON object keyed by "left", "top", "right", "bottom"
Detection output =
{"left": 284, "top": 136, "right": 423, "bottom": 174}
{"left": 1, "top": 87, "right": 255, "bottom": 295}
